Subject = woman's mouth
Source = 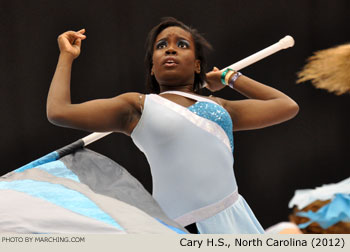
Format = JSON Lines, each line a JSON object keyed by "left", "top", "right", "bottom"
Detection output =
{"left": 163, "top": 57, "right": 178, "bottom": 67}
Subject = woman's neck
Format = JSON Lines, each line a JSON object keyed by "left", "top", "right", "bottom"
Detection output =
{"left": 159, "top": 84, "right": 195, "bottom": 94}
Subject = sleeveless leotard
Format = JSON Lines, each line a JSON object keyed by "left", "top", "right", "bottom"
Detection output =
{"left": 131, "top": 91, "right": 264, "bottom": 234}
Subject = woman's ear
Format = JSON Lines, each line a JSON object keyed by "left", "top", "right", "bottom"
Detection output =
{"left": 195, "top": 60, "right": 201, "bottom": 74}
{"left": 151, "top": 66, "right": 154, "bottom": 76}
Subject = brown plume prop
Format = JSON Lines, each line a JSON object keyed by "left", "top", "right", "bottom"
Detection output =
{"left": 297, "top": 43, "right": 350, "bottom": 95}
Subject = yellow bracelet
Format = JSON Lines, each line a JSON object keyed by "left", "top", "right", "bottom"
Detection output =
{"left": 225, "top": 70, "right": 236, "bottom": 85}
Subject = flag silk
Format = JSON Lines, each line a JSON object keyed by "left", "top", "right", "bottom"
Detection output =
{"left": 0, "top": 147, "right": 187, "bottom": 234}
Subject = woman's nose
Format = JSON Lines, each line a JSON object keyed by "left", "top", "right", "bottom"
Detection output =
{"left": 165, "top": 47, "right": 177, "bottom": 55}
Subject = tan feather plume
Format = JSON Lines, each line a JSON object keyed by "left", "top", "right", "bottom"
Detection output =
{"left": 297, "top": 43, "right": 350, "bottom": 95}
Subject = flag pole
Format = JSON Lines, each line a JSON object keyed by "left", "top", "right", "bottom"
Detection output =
{"left": 82, "top": 132, "right": 113, "bottom": 146}
{"left": 223, "top": 35, "right": 294, "bottom": 71}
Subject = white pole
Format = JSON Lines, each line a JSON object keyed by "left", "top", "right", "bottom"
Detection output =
{"left": 223, "top": 35, "right": 295, "bottom": 71}
{"left": 82, "top": 132, "right": 113, "bottom": 146}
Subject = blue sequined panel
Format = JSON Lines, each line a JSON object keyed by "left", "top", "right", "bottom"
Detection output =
{"left": 188, "top": 102, "right": 233, "bottom": 152}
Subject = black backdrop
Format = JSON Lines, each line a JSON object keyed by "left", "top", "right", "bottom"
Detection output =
{"left": 0, "top": 0, "right": 349, "bottom": 229}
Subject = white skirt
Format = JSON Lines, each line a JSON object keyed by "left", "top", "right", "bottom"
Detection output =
{"left": 196, "top": 195, "right": 265, "bottom": 234}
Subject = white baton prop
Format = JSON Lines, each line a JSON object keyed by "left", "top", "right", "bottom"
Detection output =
{"left": 82, "top": 36, "right": 295, "bottom": 146}
{"left": 223, "top": 35, "right": 295, "bottom": 71}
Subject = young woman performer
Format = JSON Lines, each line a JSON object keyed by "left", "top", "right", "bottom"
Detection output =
{"left": 47, "top": 17, "right": 299, "bottom": 234}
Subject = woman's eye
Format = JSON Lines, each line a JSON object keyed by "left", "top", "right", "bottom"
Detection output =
{"left": 178, "top": 40, "right": 189, "bottom": 48}
{"left": 156, "top": 41, "right": 167, "bottom": 49}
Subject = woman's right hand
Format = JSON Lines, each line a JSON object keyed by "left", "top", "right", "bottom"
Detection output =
{"left": 57, "top": 29, "right": 86, "bottom": 59}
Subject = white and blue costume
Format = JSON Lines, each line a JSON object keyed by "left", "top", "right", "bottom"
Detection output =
{"left": 131, "top": 91, "right": 264, "bottom": 234}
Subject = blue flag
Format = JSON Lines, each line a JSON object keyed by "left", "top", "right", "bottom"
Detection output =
{"left": 0, "top": 141, "right": 187, "bottom": 234}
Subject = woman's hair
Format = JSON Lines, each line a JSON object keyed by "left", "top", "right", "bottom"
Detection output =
{"left": 144, "top": 17, "right": 212, "bottom": 93}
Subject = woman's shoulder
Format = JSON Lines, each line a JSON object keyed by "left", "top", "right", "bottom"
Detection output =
{"left": 118, "top": 92, "right": 143, "bottom": 99}
{"left": 113, "top": 92, "right": 145, "bottom": 114}
{"left": 117, "top": 92, "right": 144, "bottom": 104}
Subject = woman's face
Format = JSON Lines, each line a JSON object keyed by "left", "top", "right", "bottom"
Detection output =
{"left": 151, "top": 26, "right": 200, "bottom": 88}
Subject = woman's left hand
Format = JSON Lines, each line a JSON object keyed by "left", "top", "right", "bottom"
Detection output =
{"left": 205, "top": 67, "right": 225, "bottom": 92}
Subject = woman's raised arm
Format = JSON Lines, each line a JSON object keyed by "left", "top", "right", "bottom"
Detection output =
{"left": 206, "top": 68, "right": 299, "bottom": 131}
{"left": 46, "top": 29, "right": 140, "bottom": 135}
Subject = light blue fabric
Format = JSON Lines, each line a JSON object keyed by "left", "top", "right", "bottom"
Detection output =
{"left": 132, "top": 94, "right": 236, "bottom": 225}
{"left": 0, "top": 180, "right": 123, "bottom": 231}
{"left": 297, "top": 193, "right": 350, "bottom": 229}
{"left": 188, "top": 98, "right": 263, "bottom": 234}
{"left": 15, "top": 151, "right": 59, "bottom": 173}
{"left": 188, "top": 102, "right": 234, "bottom": 152}
{"left": 35, "top": 160, "right": 80, "bottom": 182}
{"left": 14, "top": 150, "right": 79, "bottom": 182}
{"left": 132, "top": 94, "right": 263, "bottom": 233}
{"left": 196, "top": 195, "right": 265, "bottom": 234}
{"left": 15, "top": 150, "right": 79, "bottom": 181}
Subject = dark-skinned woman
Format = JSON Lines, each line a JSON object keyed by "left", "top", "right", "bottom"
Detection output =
{"left": 47, "top": 17, "right": 299, "bottom": 233}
